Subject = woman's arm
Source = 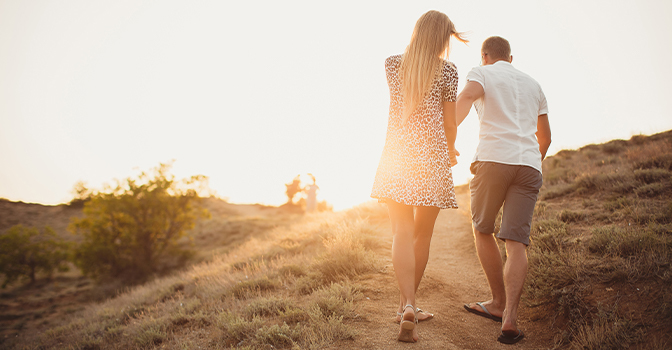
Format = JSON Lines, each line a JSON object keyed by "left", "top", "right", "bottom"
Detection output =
{"left": 443, "top": 101, "right": 459, "bottom": 166}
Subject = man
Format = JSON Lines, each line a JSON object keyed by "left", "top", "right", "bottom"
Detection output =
{"left": 456, "top": 36, "right": 551, "bottom": 345}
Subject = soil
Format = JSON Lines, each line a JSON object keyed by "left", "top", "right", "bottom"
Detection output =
{"left": 335, "top": 186, "right": 556, "bottom": 349}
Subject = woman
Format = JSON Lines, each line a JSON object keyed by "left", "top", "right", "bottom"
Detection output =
{"left": 370, "top": 10, "right": 466, "bottom": 342}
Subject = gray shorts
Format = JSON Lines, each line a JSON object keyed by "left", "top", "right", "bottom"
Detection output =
{"left": 469, "top": 161, "right": 543, "bottom": 245}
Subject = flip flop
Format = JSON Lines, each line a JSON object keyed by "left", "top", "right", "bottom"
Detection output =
{"left": 497, "top": 328, "right": 524, "bottom": 344}
{"left": 463, "top": 302, "right": 503, "bottom": 322}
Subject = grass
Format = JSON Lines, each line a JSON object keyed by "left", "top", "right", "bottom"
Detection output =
{"left": 529, "top": 129, "right": 672, "bottom": 348}
{"left": 6, "top": 203, "right": 387, "bottom": 349}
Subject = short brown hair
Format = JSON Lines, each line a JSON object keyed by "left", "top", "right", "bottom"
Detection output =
{"left": 482, "top": 36, "right": 511, "bottom": 61}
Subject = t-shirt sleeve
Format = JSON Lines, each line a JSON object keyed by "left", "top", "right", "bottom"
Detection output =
{"left": 466, "top": 67, "right": 485, "bottom": 89}
{"left": 538, "top": 86, "right": 549, "bottom": 115}
{"left": 442, "top": 62, "right": 458, "bottom": 102}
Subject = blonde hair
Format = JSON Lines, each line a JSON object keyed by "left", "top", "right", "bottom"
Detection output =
{"left": 400, "top": 11, "right": 467, "bottom": 124}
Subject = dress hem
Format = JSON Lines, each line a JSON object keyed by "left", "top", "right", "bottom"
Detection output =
{"left": 371, "top": 195, "right": 459, "bottom": 210}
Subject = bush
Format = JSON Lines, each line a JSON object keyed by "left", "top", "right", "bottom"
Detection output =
{"left": 70, "top": 163, "right": 209, "bottom": 280}
{"left": 0, "top": 225, "right": 71, "bottom": 288}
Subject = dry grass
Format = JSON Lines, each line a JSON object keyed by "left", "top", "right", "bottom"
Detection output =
{"left": 528, "top": 129, "right": 672, "bottom": 348}
{"left": 3, "top": 203, "right": 388, "bottom": 349}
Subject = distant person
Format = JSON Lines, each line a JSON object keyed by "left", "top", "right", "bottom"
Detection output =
{"left": 370, "top": 10, "right": 466, "bottom": 343}
{"left": 305, "top": 174, "right": 319, "bottom": 212}
{"left": 456, "top": 36, "right": 552, "bottom": 345}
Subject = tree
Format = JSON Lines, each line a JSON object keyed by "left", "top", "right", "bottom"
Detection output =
{"left": 0, "top": 225, "right": 71, "bottom": 288}
{"left": 69, "top": 163, "right": 209, "bottom": 280}
{"left": 68, "top": 181, "right": 92, "bottom": 208}
{"left": 285, "top": 175, "right": 302, "bottom": 205}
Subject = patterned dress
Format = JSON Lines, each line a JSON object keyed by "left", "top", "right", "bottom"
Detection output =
{"left": 371, "top": 54, "right": 459, "bottom": 209}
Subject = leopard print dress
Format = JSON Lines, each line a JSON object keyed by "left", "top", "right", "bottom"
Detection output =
{"left": 371, "top": 54, "right": 459, "bottom": 209}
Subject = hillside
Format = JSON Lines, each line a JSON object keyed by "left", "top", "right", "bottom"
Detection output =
{"left": 0, "top": 198, "right": 299, "bottom": 347}
{"left": 1, "top": 130, "right": 671, "bottom": 349}
{"left": 524, "top": 129, "right": 672, "bottom": 348}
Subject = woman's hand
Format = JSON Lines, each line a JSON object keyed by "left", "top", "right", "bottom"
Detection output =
{"left": 449, "top": 148, "right": 460, "bottom": 167}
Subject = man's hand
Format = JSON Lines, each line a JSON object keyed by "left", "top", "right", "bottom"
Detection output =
{"left": 536, "top": 114, "right": 551, "bottom": 160}
{"left": 449, "top": 148, "right": 460, "bottom": 167}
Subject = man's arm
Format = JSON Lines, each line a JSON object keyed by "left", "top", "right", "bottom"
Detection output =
{"left": 456, "top": 81, "right": 484, "bottom": 126}
{"left": 536, "top": 114, "right": 551, "bottom": 160}
{"left": 443, "top": 101, "right": 459, "bottom": 166}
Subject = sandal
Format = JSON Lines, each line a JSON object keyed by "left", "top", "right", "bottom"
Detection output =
{"left": 397, "top": 304, "right": 417, "bottom": 343}
{"left": 396, "top": 307, "right": 433, "bottom": 323}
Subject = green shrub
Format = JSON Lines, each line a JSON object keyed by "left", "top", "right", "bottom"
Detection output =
{"left": 0, "top": 225, "right": 71, "bottom": 288}
{"left": 70, "top": 163, "right": 209, "bottom": 280}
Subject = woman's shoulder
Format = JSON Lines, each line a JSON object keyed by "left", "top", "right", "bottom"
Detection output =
{"left": 440, "top": 59, "right": 458, "bottom": 80}
{"left": 441, "top": 59, "right": 457, "bottom": 72}
{"left": 385, "top": 54, "right": 403, "bottom": 66}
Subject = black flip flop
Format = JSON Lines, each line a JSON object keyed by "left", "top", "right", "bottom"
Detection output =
{"left": 497, "top": 329, "right": 524, "bottom": 345}
{"left": 463, "top": 302, "right": 503, "bottom": 322}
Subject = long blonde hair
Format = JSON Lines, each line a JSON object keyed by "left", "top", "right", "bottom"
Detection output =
{"left": 400, "top": 11, "right": 467, "bottom": 124}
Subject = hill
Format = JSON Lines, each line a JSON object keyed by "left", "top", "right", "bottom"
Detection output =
{"left": 0, "top": 198, "right": 299, "bottom": 347}
{"left": 1, "top": 129, "right": 671, "bottom": 349}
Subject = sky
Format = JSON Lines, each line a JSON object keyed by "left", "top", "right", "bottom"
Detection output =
{"left": 1, "top": 0, "right": 671, "bottom": 210}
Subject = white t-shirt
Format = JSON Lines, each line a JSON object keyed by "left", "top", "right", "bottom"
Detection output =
{"left": 466, "top": 61, "right": 548, "bottom": 173}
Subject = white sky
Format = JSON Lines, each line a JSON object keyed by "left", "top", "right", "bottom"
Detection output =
{"left": 1, "top": 0, "right": 671, "bottom": 210}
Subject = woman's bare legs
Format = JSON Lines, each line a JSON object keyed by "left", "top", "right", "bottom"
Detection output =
{"left": 397, "top": 206, "right": 440, "bottom": 320}
{"left": 388, "top": 202, "right": 440, "bottom": 341}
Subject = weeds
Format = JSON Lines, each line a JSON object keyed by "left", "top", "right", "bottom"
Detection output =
{"left": 230, "top": 277, "right": 280, "bottom": 299}
{"left": 634, "top": 168, "right": 672, "bottom": 184}
{"left": 559, "top": 210, "right": 587, "bottom": 223}
{"left": 570, "top": 311, "right": 641, "bottom": 349}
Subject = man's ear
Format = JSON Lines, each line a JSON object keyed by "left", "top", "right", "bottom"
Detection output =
{"left": 509, "top": 55, "right": 513, "bottom": 63}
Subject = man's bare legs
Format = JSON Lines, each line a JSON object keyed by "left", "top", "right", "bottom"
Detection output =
{"left": 388, "top": 202, "right": 440, "bottom": 341}
{"left": 467, "top": 228, "right": 528, "bottom": 332}
{"left": 502, "top": 240, "right": 527, "bottom": 332}
{"left": 397, "top": 207, "right": 440, "bottom": 320}
{"left": 465, "top": 228, "right": 506, "bottom": 318}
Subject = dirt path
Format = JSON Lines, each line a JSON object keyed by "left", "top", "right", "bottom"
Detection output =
{"left": 338, "top": 187, "right": 555, "bottom": 349}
